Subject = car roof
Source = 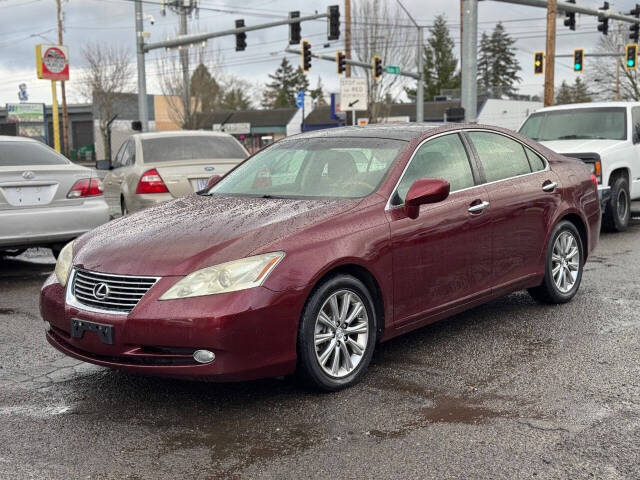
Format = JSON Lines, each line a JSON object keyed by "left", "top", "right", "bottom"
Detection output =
{"left": 132, "top": 130, "right": 235, "bottom": 140}
{"left": 533, "top": 101, "right": 640, "bottom": 113}
{"left": 291, "top": 123, "right": 447, "bottom": 141}
{"left": 0, "top": 135, "right": 39, "bottom": 143}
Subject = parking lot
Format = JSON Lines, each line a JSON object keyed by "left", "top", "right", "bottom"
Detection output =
{"left": 0, "top": 205, "right": 638, "bottom": 479}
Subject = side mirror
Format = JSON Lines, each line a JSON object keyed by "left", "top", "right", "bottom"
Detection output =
{"left": 205, "top": 175, "right": 222, "bottom": 190}
{"left": 95, "top": 159, "right": 112, "bottom": 170}
{"left": 404, "top": 178, "right": 450, "bottom": 219}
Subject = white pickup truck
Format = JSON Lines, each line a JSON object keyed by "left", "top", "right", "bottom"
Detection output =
{"left": 519, "top": 102, "right": 640, "bottom": 232}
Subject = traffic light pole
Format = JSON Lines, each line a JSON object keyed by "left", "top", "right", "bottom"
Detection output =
{"left": 135, "top": 0, "right": 149, "bottom": 132}
{"left": 461, "top": 0, "right": 478, "bottom": 123}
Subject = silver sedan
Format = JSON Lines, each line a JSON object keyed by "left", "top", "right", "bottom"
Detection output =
{"left": 0, "top": 136, "right": 109, "bottom": 258}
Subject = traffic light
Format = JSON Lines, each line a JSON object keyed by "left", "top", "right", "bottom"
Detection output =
{"left": 336, "top": 50, "right": 346, "bottom": 75}
{"left": 630, "top": 4, "right": 640, "bottom": 43}
{"left": 372, "top": 55, "right": 382, "bottom": 81}
{"left": 626, "top": 43, "right": 638, "bottom": 70}
{"left": 534, "top": 51, "right": 544, "bottom": 74}
{"left": 328, "top": 5, "right": 340, "bottom": 40}
{"left": 573, "top": 48, "right": 584, "bottom": 72}
{"left": 301, "top": 40, "right": 311, "bottom": 72}
{"left": 289, "top": 11, "right": 300, "bottom": 45}
{"left": 235, "top": 19, "right": 246, "bottom": 51}
{"left": 564, "top": 0, "right": 576, "bottom": 30}
{"left": 597, "top": 2, "right": 609, "bottom": 35}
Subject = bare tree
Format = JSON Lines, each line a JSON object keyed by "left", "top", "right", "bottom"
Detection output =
{"left": 587, "top": 21, "right": 640, "bottom": 101}
{"left": 351, "top": 0, "right": 415, "bottom": 121}
{"left": 79, "top": 43, "right": 134, "bottom": 157}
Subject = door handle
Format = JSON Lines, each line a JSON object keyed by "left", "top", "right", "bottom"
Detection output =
{"left": 542, "top": 181, "right": 557, "bottom": 192}
{"left": 468, "top": 200, "right": 490, "bottom": 213}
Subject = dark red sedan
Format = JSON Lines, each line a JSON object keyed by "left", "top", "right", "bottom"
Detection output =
{"left": 41, "top": 124, "right": 601, "bottom": 390}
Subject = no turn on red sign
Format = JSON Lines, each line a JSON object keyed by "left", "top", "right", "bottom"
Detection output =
{"left": 36, "top": 44, "right": 69, "bottom": 81}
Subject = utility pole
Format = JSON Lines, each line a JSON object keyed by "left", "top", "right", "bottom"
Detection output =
{"left": 345, "top": 0, "right": 351, "bottom": 77}
{"left": 135, "top": 0, "right": 149, "bottom": 131}
{"left": 397, "top": 1, "right": 424, "bottom": 122}
{"left": 461, "top": 0, "right": 478, "bottom": 123}
{"left": 56, "top": 0, "right": 69, "bottom": 156}
{"left": 179, "top": 8, "right": 191, "bottom": 128}
{"left": 616, "top": 21, "right": 621, "bottom": 100}
{"left": 544, "top": 0, "right": 557, "bottom": 106}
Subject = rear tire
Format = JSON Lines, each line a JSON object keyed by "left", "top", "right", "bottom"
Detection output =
{"left": 297, "top": 275, "right": 377, "bottom": 391}
{"left": 602, "top": 175, "right": 630, "bottom": 232}
{"left": 120, "top": 197, "right": 128, "bottom": 217}
{"left": 528, "top": 220, "right": 584, "bottom": 305}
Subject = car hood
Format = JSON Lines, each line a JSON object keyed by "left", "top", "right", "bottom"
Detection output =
{"left": 538, "top": 139, "right": 623, "bottom": 155}
{"left": 74, "top": 194, "right": 359, "bottom": 276}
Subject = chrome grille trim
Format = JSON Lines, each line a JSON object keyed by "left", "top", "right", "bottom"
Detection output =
{"left": 67, "top": 268, "right": 160, "bottom": 314}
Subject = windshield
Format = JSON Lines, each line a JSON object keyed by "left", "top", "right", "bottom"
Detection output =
{"left": 142, "top": 136, "right": 247, "bottom": 162}
{"left": 208, "top": 137, "right": 407, "bottom": 199}
{"left": 519, "top": 107, "right": 627, "bottom": 141}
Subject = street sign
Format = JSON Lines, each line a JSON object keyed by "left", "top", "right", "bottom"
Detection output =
{"left": 6, "top": 103, "right": 45, "bottom": 123}
{"left": 36, "top": 44, "right": 69, "bottom": 81}
{"left": 296, "top": 90, "right": 305, "bottom": 108}
{"left": 385, "top": 65, "right": 401, "bottom": 75}
{"left": 340, "top": 77, "right": 367, "bottom": 111}
{"left": 213, "top": 122, "right": 251, "bottom": 134}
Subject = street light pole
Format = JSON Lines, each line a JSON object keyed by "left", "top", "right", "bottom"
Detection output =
{"left": 396, "top": 0, "right": 424, "bottom": 122}
{"left": 135, "top": 0, "right": 149, "bottom": 131}
{"left": 544, "top": 0, "right": 557, "bottom": 106}
{"left": 461, "top": 0, "right": 478, "bottom": 123}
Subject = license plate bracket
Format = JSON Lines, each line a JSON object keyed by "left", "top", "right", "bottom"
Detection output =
{"left": 70, "top": 318, "right": 114, "bottom": 345}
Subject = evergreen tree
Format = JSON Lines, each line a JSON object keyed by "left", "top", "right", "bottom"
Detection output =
{"left": 477, "top": 23, "right": 521, "bottom": 98}
{"left": 555, "top": 80, "right": 574, "bottom": 104}
{"left": 406, "top": 14, "right": 460, "bottom": 101}
{"left": 309, "top": 77, "right": 328, "bottom": 107}
{"left": 220, "top": 87, "right": 251, "bottom": 110}
{"left": 572, "top": 77, "right": 592, "bottom": 103}
{"left": 261, "top": 58, "right": 309, "bottom": 108}
{"left": 190, "top": 63, "right": 221, "bottom": 114}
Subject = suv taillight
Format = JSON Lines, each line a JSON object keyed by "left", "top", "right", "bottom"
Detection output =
{"left": 67, "top": 178, "right": 103, "bottom": 198}
{"left": 136, "top": 168, "right": 168, "bottom": 194}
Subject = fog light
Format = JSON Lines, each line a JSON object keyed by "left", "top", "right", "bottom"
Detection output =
{"left": 193, "top": 349, "right": 215, "bottom": 364}
{"left": 44, "top": 321, "right": 51, "bottom": 332}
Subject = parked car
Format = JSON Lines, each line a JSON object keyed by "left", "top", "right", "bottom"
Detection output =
{"left": 519, "top": 102, "right": 640, "bottom": 232}
{"left": 41, "top": 124, "right": 600, "bottom": 391}
{"left": 0, "top": 136, "right": 109, "bottom": 259}
{"left": 97, "top": 131, "right": 248, "bottom": 217}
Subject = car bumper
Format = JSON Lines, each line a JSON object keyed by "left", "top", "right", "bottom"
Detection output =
{"left": 40, "top": 273, "right": 305, "bottom": 381}
{"left": 598, "top": 185, "right": 611, "bottom": 211}
{"left": 0, "top": 198, "right": 109, "bottom": 248}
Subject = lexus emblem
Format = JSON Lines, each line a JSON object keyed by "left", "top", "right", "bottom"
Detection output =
{"left": 93, "top": 282, "right": 110, "bottom": 300}
{"left": 22, "top": 171, "right": 35, "bottom": 180}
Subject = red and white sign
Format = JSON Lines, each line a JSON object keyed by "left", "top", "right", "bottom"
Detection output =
{"left": 36, "top": 44, "right": 69, "bottom": 81}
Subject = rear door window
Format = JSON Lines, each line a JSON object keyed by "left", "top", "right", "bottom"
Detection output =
{"left": 524, "top": 147, "right": 546, "bottom": 172}
{"left": 0, "top": 141, "right": 69, "bottom": 166}
{"left": 468, "top": 132, "right": 532, "bottom": 182}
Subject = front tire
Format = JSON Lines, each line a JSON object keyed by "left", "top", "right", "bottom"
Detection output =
{"left": 297, "top": 275, "right": 377, "bottom": 391}
{"left": 603, "top": 175, "right": 630, "bottom": 232}
{"left": 528, "top": 220, "right": 584, "bottom": 304}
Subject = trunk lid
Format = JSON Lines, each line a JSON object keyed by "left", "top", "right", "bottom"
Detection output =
{"left": 152, "top": 159, "right": 243, "bottom": 198}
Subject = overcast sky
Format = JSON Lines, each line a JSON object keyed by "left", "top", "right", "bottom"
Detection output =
{"left": 0, "top": 0, "right": 637, "bottom": 106}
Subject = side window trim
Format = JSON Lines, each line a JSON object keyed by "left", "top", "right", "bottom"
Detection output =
{"left": 387, "top": 131, "right": 480, "bottom": 209}
{"left": 462, "top": 129, "right": 550, "bottom": 186}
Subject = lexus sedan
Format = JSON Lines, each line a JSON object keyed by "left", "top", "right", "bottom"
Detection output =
{"left": 0, "top": 136, "right": 109, "bottom": 258}
{"left": 41, "top": 124, "right": 601, "bottom": 390}
{"left": 98, "top": 131, "right": 248, "bottom": 218}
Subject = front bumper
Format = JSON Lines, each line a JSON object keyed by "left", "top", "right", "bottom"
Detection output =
{"left": 40, "top": 273, "right": 305, "bottom": 381}
{"left": 598, "top": 185, "right": 611, "bottom": 211}
{"left": 0, "top": 198, "right": 109, "bottom": 248}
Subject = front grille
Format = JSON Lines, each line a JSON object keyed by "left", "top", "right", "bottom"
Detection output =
{"left": 72, "top": 269, "right": 158, "bottom": 313}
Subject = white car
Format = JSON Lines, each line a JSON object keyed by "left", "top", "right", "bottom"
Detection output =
{"left": 0, "top": 136, "right": 109, "bottom": 258}
{"left": 519, "top": 102, "right": 640, "bottom": 231}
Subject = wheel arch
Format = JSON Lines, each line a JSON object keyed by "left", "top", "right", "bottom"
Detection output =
{"left": 305, "top": 262, "right": 386, "bottom": 341}
{"left": 559, "top": 212, "right": 589, "bottom": 260}
{"left": 608, "top": 166, "right": 630, "bottom": 185}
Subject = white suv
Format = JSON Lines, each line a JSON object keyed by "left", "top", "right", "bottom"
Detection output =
{"left": 519, "top": 102, "right": 640, "bottom": 231}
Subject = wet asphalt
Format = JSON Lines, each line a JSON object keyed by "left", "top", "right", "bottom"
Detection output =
{"left": 1, "top": 205, "right": 639, "bottom": 479}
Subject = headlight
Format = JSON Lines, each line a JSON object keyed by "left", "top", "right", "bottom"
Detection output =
{"left": 159, "top": 252, "right": 285, "bottom": 300}
{"left": 54, "top": 241, "right": 74, "bottom": 287}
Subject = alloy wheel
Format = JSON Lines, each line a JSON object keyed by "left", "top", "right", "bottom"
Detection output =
{"left": 314, "top": 289, "right": 369, "bottom": 378}
{"left": 551, "top": 231, "right": 580, "bottom": 294}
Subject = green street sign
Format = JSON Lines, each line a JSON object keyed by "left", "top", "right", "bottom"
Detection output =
{"left": 385, "top": 65, "right": 401, "bottom": 75}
